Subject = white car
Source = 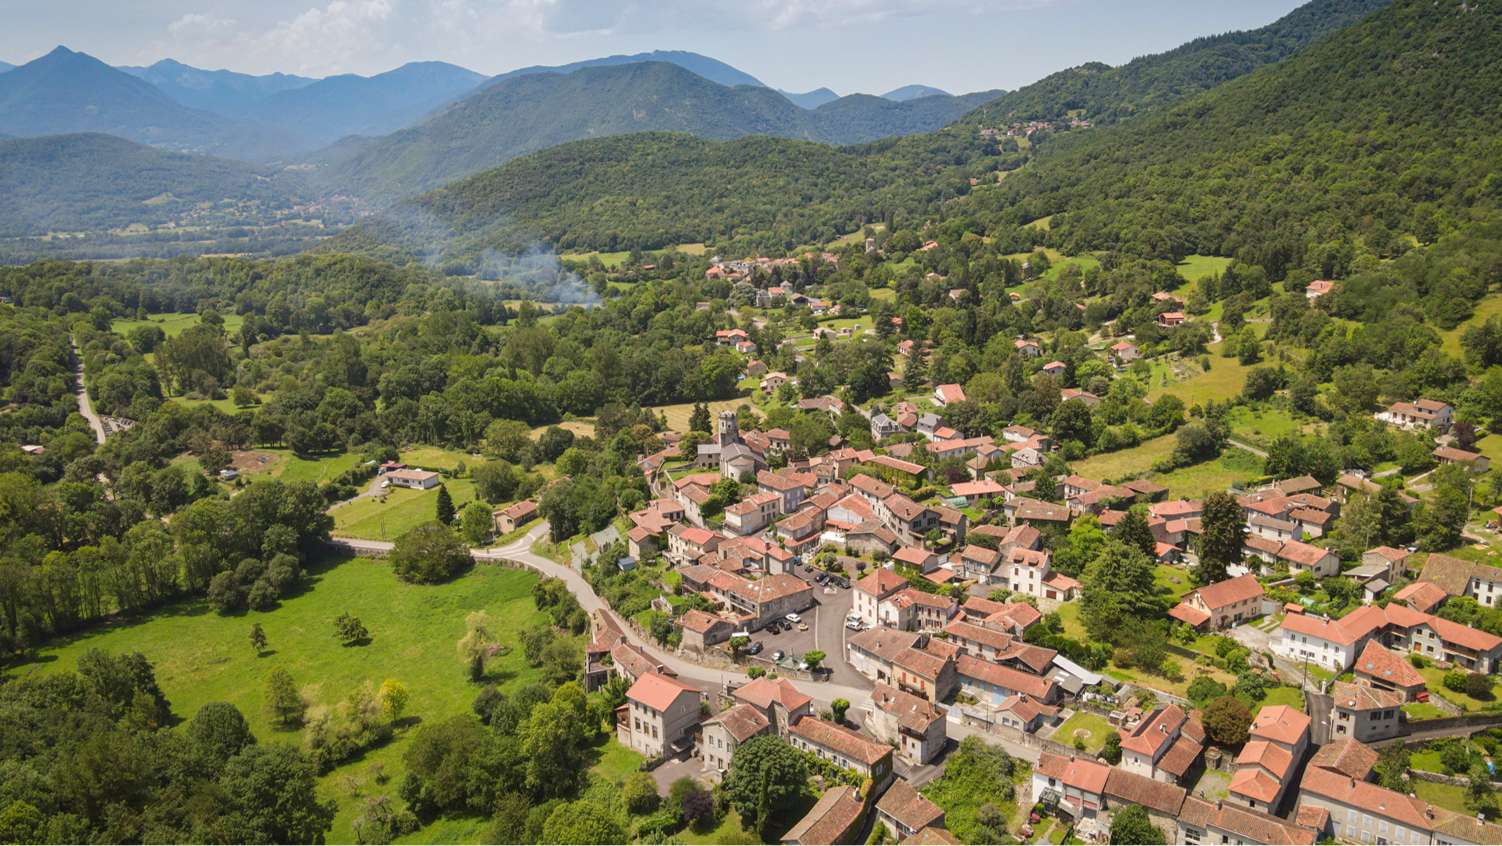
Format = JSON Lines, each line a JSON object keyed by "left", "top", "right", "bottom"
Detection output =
{"left": 785, "top": 613, "right": 802, "bottom": 624}
{"left": 380, "top": 480, "right": 391, "bottom": 489}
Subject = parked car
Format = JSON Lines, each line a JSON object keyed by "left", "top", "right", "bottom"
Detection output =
{"left": 845, "top": 620, "right": 863, "bottom": 631}
{"left": 771, "top": 650, "right": 785, "bottom": 662}
{"left": 785, "top": 613, "right": 802, "bottom": 623}
{"left": 804, "top": 565, "right": 814, "bottom": 573}
{"left": 814, "top": 573, "right": 828, "bottom": 584}
{"left": 745, "top": 641, "right": 764, "bottom": 655}
{"left": 835, "top": 578, "right": 850, "bottom": 589}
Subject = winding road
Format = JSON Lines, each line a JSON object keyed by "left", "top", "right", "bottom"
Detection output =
{"left": 70, "top": 334, "right": 107, "bottom": 445}
{"left": 330, "top": 523, "right": 1041, "bottom": 762}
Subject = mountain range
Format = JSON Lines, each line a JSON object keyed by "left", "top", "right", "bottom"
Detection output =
{"left": 233, "top": 61, "right": 488, "bottom": 145}
{"left": 0, "top": 47, "right": 308, "bottom": 160}
{"left": 315, "top": 62, "right": 1001, "bottom": 203}
{"left": 333, "top": 0, "right": 1489, "bottom": 268}
{"left": 118, "top": 59, "right": 314, "bottom": 114}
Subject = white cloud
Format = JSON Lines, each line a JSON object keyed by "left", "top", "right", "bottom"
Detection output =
{"left": 168, "top": 13, "right": 237, "bottom": 37}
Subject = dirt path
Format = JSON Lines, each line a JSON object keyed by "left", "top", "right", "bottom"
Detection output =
{"left": 70, "top": 335, "right": 107, "bottom": 445}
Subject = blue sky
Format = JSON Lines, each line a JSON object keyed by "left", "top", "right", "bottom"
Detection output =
{"left": 4, "top": 0, "right": 1308, "bottom": 95}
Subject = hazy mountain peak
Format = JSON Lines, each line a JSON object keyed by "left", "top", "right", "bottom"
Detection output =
{"left": 489, "top": 50, "right": 764, "bottom": 89}
{"left": 881, "top": 84, "right": 950, "bottom": 101}
{"left": 779, "top": 87, "right": 840, "bottom": 109}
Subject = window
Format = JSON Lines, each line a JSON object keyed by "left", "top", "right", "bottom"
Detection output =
{"left": 1364, "top": 816, "right": 1372, "bottom": 828}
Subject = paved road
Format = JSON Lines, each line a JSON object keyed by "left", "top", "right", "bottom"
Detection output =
{"left": 70, "top": 334, "right": 107, "bottom": 445}
{"left": 333, "top": 527, "right": 879, "bottom": 708}
{"left": 328, "top": 526, "right": 1057, "bottom": 768}
{"left": 1227, "top": 439, "right": 1268, "bottom": 459}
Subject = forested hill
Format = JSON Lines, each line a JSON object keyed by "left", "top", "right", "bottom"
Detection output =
{"left": 317, "top": 62, "right": 1001, "bottom": 204}
{"left": 327, "top": 131, "right": 1011, "bottom": 264}
{"left": 0, "top": 133, "right": 308, "bottom": 236}
{"left": 962, "top": 0, "right": 1502, "bottom": 264}
{"left": 958, "top": 0, "right": 1393, "bottom": 127}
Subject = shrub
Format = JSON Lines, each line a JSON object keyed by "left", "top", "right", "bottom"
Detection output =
{"left": 1465, "top": 672, "right": 1493, "bottom": 700}
{"left": 622, "top": 771, "right": 660, "bottom": 814}
{"left": 1409, "top": 654, "right": 1428, "bottom": 669}
{"left": 1444, "top": 670, "right": 1468, "bottom": 692}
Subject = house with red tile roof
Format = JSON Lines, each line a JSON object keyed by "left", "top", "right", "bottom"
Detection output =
{"left": 790, "top": 716, "right": 895, "bottom": 788}
{"left": 1420, "top": 552, "right": 1502, "bottom": 609}
{"left": 1031, "top": 753, "right": 1111, "bottom": 823}
{"left": 876, "top": 779, "right": 946, "bottom": 841}
{"left": 955, "top": 653, "right": 1060, "bottom": 707}
{"left": 618, "top": 672, "right": 702, "bottom": 756}
{"left": 732, "top": 676, "right": 813, "bottom": 738}
{"left": 1119, "top": 704, "right": 1205, "bottom": 786}
{"left": 854, "top": 568, "right": 910, "bottom": 628}
{"left": 700, "top": 703, "right": 770, "bottom": 779}
{"left": 1375, "top": 398, "right": 1453, "bottom": 432}
{"left": 932, "top": 383, "right": 967, "bottom": 407}
{"left": 868, "top": 683, "right": 948, "bottom": 765}
{"left": 1392, "top": 580, "right": 1447, "bottom": 614}
{"left": 1170, "top": 574, "right": 1267, "bottom": 630}
{"left": 783, "top": 785, "right": 866, "bottom": 846}
{"left": 1352, "top": 641, "right": 1427, "bottom": 702}
{"left": 678, "top": 609, "right": 735, "bottom": 651}
{"left": 1108, "top": 341, "right": 1139, "bottom": 362}
{"left": 1230, "top": 705, "right": 1310, "bottom": 814}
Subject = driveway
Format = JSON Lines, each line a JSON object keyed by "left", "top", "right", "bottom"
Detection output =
{"left": 1227, "top": 621, "right": 1323, "bottom": 693}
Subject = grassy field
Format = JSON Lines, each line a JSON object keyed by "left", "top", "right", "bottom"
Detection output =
{"left": 4, "top": 556, "right": 549, "bottom": 845}
{"left": 400, "top": 447, "right": 479, "bottom": 473}
{"left": 1177, "top": 255, "right": 1233, "bottom": 283}
{"left": 333, "top": 478, "right": 477, "bottom": 541}
{"left": 1069, "top": 434, "right": 1177, "bottom": 481}
{"left": 116, "top": 311, "right": 246, "bottom": 339}
{"left": 1154, "top": 449, "right": 1266, "bottom": 499}
{"left": 656, "top": 399, "right": 753, "bottom": 432}
{"left": 530, "top": 420, "right": 597, "bottom": 440}
{"left": 1055, "top": 711, "right": 1113, "bottom": 753}
{"left": 559, "top": 243, "right": 707, "bottom": 267}
{"left": 1441, "top": 293, "right": 1502, "bottom": 357}
{"left": 280, "top": 449, "right": 366, "bottom": 485}
{"left": 1149, "top": 344, "right": 1259, "bottom": 407}
{"left": 1226, "top": 406, "right": 1305, "bottom": 448}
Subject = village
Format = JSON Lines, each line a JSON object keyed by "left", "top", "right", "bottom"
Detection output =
{"left": 443, "top": 287, "right": 1502, "bottom": 845}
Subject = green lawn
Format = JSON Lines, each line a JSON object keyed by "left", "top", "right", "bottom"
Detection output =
{"left": 1153, "top": 449, "right": 1266, "bottom": 499}
{"left": 1149, "top": 340, "right": 1262, "bottom": 408}
{"left": 115, "top": 311, "right": 246, "bottom": 339}
{"left": 400, "top": 447, "right": 479, "bottom": 473}
{"left": 334, "top": 478, "right": 477, "bottom": 540}
{"left": 1153, "top": 564, "right": 1195, "bottom": 598}
{"left": 1069, "top": 434, "right": 1177, "bottom": 482}
{"left": 1176, "top": 256, "right": 1233, "bottom": 283}
{"left": 1055, "top": 711, "right": 1114, "bottom": 753}
{"left": 1416, "top": 665, "right": 1500, "bottom": 711}
{"left": 1412, "top": 777, "right": 1501, "bottom": 818}
{"left": 277, "top": 449, "right": 366, "bottom": 485}
{"left": 1403, "top": 701, "right": 1446, "bottom": 721}
{"left": 1226, "top": 406, "right": 1305, "bottom": 449}
{"left": 5, "top": 556, "right": 549, "bottom": 845}
{"left": 1258, "top": 686, "right": 1306, "bottom": 712}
